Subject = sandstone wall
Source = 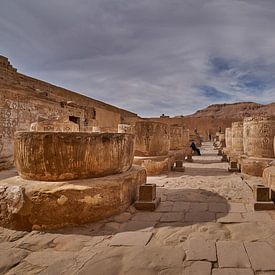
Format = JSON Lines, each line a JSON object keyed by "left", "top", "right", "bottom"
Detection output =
{"left": 170, "top": 125, "right": 184, "bottom": 150}
{"left": 0, "top": 56, "right": 138, "bottom": 170}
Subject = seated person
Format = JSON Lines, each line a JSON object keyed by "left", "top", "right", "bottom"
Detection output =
{"left": 190, "top": 141, "right": 201, "bottom": 156}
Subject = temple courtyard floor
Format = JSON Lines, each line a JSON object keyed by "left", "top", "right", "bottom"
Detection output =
{"left": 1, "top": 142, "right": 275, "bottom": 274}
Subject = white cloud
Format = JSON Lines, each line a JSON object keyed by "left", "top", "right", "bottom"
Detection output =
{"left": 1, "top": 0, "right": 275, "bottom": 116}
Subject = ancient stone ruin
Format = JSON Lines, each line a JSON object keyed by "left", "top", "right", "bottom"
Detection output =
{"left": 1, "top": 129, "right": 146, "bottom": 230}
{"left": 241, "top": 116, "right": 275, "bottom": 177}
{"left": 133, "top": 121, "right": 173, "bottom": 176}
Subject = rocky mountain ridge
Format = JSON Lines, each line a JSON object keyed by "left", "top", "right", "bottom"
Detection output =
{"left": 188, "top": 102, "right": 275, "bottom": 119}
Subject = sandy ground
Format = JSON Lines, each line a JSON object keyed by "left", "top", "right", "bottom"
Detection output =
{"left": 1, "top": 142, "right": 275, "bottom": 274}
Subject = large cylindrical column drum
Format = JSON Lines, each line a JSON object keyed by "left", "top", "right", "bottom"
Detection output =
{"left": 14, "top": 132, "right": 134, "bottom": 181}
{"left": 243, "top": 116, "right": 275, "bottom": 158}
{"left": 170, "top": 126, "right": 184, "bottom": 150}
{"left": 134, "top": 121, "right": 170, "bottom": 156}
{"left": 232, "top": 122, "right": 244, "bottom": 154}
{"left": 225, "top": 128, "right": 232, "bottom": 148}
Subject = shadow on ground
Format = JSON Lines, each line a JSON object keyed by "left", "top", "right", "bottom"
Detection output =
{"left": 181, "top": 167, "right": 229, "bottom": 177}
{"left": 42, "top": 188, "right": 230, "bottom": 236}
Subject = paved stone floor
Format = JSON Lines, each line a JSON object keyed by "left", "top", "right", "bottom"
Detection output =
{"left": 1, "top": 142, "right": 275, "bottom": 274}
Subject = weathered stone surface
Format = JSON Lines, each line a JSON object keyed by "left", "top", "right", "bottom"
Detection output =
{"left": 186, "top": 237, "right": 217, "bottom": 262}
{"left": 217, "top": 213, "right": 244, "bottom": 223}
{"left": 231, "top": 122, "right": 244, "bottom": 155}
{"left": 228, "top": 202, "right": 247, "bottom": 213}
{"left": 241, "top": 157, "right": 273, "bottom": 177}
{"left": 225, "top": 128, "right": 232, "bottom": 149}
{"left": 0, "top": 165, "right": 146, "bottom": 230}
{"left": 212, "top": 268, "right": 254, "bottom": 275}
{"left": 245, "top": 241, "right": 275, "bottom": 271}
{"left": 118, "top": 124, "right": 135, "bottom": 134}
{"left": 263, "top": 166, "right": 275, "bottom": 199}
{"left": 14, "top": 132, "right": 134, "bottom": 181}
{"left": 0, "top": 247, "right": 28, "bottom": 274}
{"left": 185, "top": 211, "right": 215, "bottom": 222}
{"left": 134, "top": 198, "right": 161, "bottom": 211}
{"left": 216, "top": 241, "right": 250, "bottom": 268}
{"left": 243, "top": 116, "right": 275, "bottom": 158}
{"left": 30, "top": 116, "right": 79, "bottom": 132}
{"left": 253, "top": 184, "right": 270, "bottom": 202}
{"left": 110, "top": 231, "right": 153, "bottom": 246}
{"left": 133, "top": 155, "right": 173, "bottom": 176}
{"left": 170, "top": 125, "right": 186, "bottom": 151}
{"left": 160, "top": 212, "right": 185, "bottom": 222}
{"left": 183, "top": 261, "right": 212, "bottom": 275}
{"left": 134, "top": 121, "right": 170, "bottom": 156}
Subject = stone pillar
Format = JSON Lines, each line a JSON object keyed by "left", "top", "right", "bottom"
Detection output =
{"left": 227, "top": 122, "right": 244, "bottom": 171}
{"left": 231, "top": 122, "right": 244, "bottom": 155}
{"left": 133, "top": 121, "right": 173, "bottom": 175}
{"left": 169, "top": 125, "right": 186, "bottom": 169}
{"left": 222, "top": 128, "right": 232, "bottom": 162}
{"left": 241, "top": 116, "right": 275, "bottom": 177}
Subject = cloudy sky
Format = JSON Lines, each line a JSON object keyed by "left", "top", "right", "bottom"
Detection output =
{"left": 1, "top": 0, "right": 275, "bottom": 116}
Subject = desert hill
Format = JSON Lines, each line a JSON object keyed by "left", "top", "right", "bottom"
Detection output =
{"left": 188, "top": 102, "right": 275, "bottom": 119}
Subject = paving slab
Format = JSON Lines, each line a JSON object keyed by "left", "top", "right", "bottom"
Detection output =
{"left": 155, "top": 202, "right": 173, "bottom": 212}
{"left": 243, "top": 212, "right": 272, "bottom": 223}
{"left": 110, "top": 231, "right": 153, "bottom": 246}
{"left": 245, "top": 241, "right": 275, "bottom": 271}
{"left": 216, "top": 213, "right": 244, "bottom": 223}
{"left": 228, "top": 203, "right": 247, "bottom": 213}
{"left": 212, "top": 268, "right": 254, "bottom": 275}
{"left": 160, "top": 212, "right": 185, "bottom": 222}
{"left": 171, "top": 202, "right": 190, "bottom": 212}
{"left": 189, "top": 202, "right": 208, "bottom": 211}
{"left": 120, "top": 221, "right": 156, "bottom": 232}
{"left": 186, "top": 237, "right": 217, "bottom": 262}
{"left": 216, "top": 241, "right": 250, "bottom": 268}
{"left": 209, "top": 202, "right": 229, "bottom": 212}
{"left": 183, "top": 261, "right": 212, "bottom": 275}
{"left": 185, "top": 211, "right": 215, "bottom": 222}
{"left": 132, "top": 212, "right": 162, "bottom": 222}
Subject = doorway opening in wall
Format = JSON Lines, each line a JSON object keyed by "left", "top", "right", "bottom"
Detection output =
{"left": 69, "top": 116, "right": 80, "bottom": 126}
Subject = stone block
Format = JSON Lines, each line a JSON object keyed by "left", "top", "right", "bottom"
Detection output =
{"left": 139, "top": 184, "right": 156, "bottom": 201}
{"left": 216, "top": 241, "right": 250, "bottom": 268}
{"left": 254, "top": 201, "right": 275, "bottom": 211}
{"left": 244, "top": 241, "right": 275, "bottom": 271}
{"left": 133, "top": 155, "right": 173, "bottom": 176}
{"left": 241, "top": 157, "right": 274, "bottom": 177}
{"left": 186, "top": 155, "right": 193, "bottom": 162}
{"left": 134, "top": 197, "right": 161, "bottom": 211}
{"left": 221, "top": 154, "right": 228, "bottom": 162}
{"left": 0, "top": 165, "right": 146, "bottom": 230}
{"left": 172, "top": 160, "right": 185, "bottom": 172}
{"left": 253, "top": 185, "right": 270, "bottom": 202}
{"left": 110, "top": 231, "right": 153, "bottom": 246}
{"left": 186, "top": 237, "right": 217, "bottom": 262}
{"left": 263, "top": 166, "right": 275, "bottom": 200}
